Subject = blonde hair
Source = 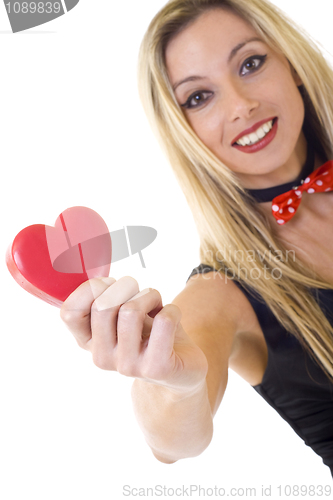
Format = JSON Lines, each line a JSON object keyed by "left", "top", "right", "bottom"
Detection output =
{"left": 138, "top": 0, "right": 333, "bottom": 380}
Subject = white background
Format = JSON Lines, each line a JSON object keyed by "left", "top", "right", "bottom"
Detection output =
{"left": 1, "top": 1, "right": 333, "bottom": 498}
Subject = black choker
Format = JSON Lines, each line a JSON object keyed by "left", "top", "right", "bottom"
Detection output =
{"left": 245, "top": 141, "right": 315, "bottom": 203}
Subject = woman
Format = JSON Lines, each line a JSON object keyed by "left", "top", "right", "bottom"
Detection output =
{"left": 60, "top": 0, "right": 333, "bottom": 474}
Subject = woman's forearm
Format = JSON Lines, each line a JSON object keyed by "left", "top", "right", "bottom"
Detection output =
{"left": 131, "top": 378, "right": 214, "bottom": 463}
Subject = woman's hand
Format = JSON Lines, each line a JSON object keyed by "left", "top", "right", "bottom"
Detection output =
{"left": 60, "top": 276, "right": 208, "bottom": 395}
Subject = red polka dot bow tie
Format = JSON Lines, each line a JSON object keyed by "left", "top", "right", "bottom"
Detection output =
{"left": 271, "top": 160, "right": 333, "bottom": 225}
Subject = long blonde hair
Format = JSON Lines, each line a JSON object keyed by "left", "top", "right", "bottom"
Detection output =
{"left": 138, "top": 0, "right": 333, "bottom": 381}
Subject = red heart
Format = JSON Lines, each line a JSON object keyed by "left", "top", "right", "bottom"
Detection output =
{"left": 6, "top": 207, "right": 112, "bottom": 307}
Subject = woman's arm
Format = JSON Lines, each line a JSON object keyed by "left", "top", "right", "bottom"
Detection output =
{"left": 131, "top": 272, "right": 240, "bottom": 463}
{"left": 60, "top": 273, "right": 240, "bottom": 464}
{"left": 131, "top": 377, "right": 213, "bottom": 463}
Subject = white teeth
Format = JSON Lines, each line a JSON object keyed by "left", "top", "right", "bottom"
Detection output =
{"left": 256, "top": 127, "right": 266, "bottom": 139}
{"left": 249, "top": 132, "right": 258, "bottom": 143}
{"left": 236, "top": 120, "right": 274, "bottom": 146}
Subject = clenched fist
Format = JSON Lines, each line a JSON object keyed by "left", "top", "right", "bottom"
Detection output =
{"left": 60, "top": 276, "right": 208, "bottom": 394}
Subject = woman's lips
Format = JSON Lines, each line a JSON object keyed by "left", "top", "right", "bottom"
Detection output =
{"left": 232, "top": 118, "right": 278, "bottom": 153}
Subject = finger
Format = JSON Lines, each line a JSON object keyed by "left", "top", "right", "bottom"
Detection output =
{"left": 60, "top": 277, "right": 116, "bottom": 349}
{"left": 90, "top": 276, "right": 140, "bottom": 367}
{"left": 124, "top": 289, "right": 156, "bottom": 338}
{"left": 92, "top": 276, "right": 139, "bottom": 311}
{"left": 116, "top": 289, "right": 163, "bottom": 375}
{"left": 144, "top": 304, "right": 182, "bottom": 372}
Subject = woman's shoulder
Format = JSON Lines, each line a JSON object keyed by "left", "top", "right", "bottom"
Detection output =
{"left": 185, "top": 265, "right": 261, "bottom": 334}
{"left": 181, "top": 266, "right": 268, "bottom": 386}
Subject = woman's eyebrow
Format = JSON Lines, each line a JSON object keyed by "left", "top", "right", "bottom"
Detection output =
{"left": 228, "top": 37, "right": 263, "bottom": 63}
{"left": 172, "top": 36, "right": 263, "bottom": 91}
{"left": 172, "top": 75, "right": 205, "bottom": 91}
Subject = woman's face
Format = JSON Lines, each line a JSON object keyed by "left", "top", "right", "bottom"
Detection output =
{"left": 165, "top": 8, "right": 306, "bottom": 189}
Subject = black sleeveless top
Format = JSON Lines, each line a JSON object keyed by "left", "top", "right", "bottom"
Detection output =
{"left": 187, "top": 264, "right": 333, "bottom": 475}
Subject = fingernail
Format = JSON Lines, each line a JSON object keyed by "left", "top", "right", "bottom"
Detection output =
{"left": 126, "top": 288, "right": 151, "bottom": 302}
{"left": 99, "top": 277, "right": 116, "bottom": 286}
{"left": 94, "top": 277, "right": 139, "bottom": 311}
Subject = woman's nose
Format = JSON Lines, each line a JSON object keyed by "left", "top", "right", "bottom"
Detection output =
{"left": 223, "top": 83, "right": 259, "bottom": 121}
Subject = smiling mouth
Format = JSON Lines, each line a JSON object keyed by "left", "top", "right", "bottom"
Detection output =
{"left": 232, "top": 117, "right": 278, "bottom": 153}
{"left": 233, "top": 118, "right": 276, "bottom": 146}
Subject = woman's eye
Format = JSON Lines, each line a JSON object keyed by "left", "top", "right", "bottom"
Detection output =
{"left": 181, "top": 91, "right": 213, "bottom": 109}
{"left": 240, "top": 55, "right": 267, "bottom": 76}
